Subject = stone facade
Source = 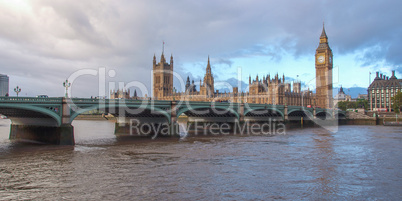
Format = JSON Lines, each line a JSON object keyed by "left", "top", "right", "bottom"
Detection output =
{"left": 153, "top": 53, "right": 174, "bottom": 98}
{"left": 368, "top": 71, "right": 402, "bottom": 111}
{"left": 333, "top": 86, "right": 352, "bottom": 107}
{"left": 112, "top": 25, "right": 333, "bottom": 108}
{"left": 110, "top": 89, "right": 130, "bottom": 99}
{"left": 153, "top": 54, "right": 315, "bottom": 107}
{"left": 315, "top": 24, "right": 333, "bottom": 109}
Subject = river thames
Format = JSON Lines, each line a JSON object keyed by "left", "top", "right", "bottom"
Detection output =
{"left": 0, "top": 119, "right": 401, "bottom": 200}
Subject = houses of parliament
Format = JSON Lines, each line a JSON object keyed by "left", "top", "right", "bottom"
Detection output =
{"left": 112, "top": 25, "right": 334, "bottom": 109}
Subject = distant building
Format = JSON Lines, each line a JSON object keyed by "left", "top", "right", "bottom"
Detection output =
{"left": 110, "top": 89, "right": 130, "bottom": 99}
{"left": 107, "top": 24, "right": 331, "bottom": 108}
{"left": 110, "top": 89, "right": 148, "bottom": 100}
{"left": 185, "top": 76, "right": 197, "bottom": 93}
{"left": 148, "top": 24, "right": 337, "bottom": 108}
{"left": 0, "top": 74, "right": 9, "bottom": 96}
{"left": 333, "top": 86, "right": 352, "bottom": 107}
{"left": 357, "top": 94, "right": 368, "bottom": 100}
{"left": 368, "top": 71, "right": 402, "bottom": 111}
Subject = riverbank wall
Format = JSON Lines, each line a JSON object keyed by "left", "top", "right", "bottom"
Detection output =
{"left": 76, "top": 114, "right": 394, "bottom": 127}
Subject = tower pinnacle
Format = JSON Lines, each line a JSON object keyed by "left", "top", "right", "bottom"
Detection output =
{"left": 162, "top": 41, "right": 165, "bottom": 54}
{"left": 206, "top": 55, "right": 211, "bottom": 74}
{"left": 320, "top": 23, "right": 328, "bottom": 39}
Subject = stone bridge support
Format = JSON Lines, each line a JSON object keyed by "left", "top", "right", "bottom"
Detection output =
{"left": 113, "top": 101, "right": 179, "bottom": 138}
{"left": 313, "top": 107, "right": 317, "bottom": 119}
{"left": 170, "top": 101, "right": 180, "bottom": 137}
{"left": 9, "top": 98, "right": 74, "bottom": 145}
{"left": 284, "top": 105, "right": 288, "bottom": 121}
{"left": 10, "top": 124, "right": 74, "bottom": 145}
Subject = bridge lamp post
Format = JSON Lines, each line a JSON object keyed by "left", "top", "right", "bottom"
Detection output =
{"left": 14, "top": 86, "right": 21, "bottom": 97}
{"left": 284, "top": 95, "right": 287, "bottom": 106}
{"left": 173, "top": 87, "right": 177, "bottom": 101}
{"left": 63, "top": 80, "right": 71, "bottom": 98}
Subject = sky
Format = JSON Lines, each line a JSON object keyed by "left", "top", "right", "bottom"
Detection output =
{"left": 0, "top": 0, "right": 401, "bottom": 98}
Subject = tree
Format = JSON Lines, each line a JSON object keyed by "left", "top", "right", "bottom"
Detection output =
{"left": 391, "top": 91, "right": 402, "bottom": 113}
{"left": 337, "top": 100, "right": 357, "bottom": 111}
{"left": 356, "top": 99, "right": 368, "bottom": 110}
{"left": 337, "top": 101, "right": 347, "bottom": 111}
{"left": 336, "top": 99, "right": 367, "bottom": 111}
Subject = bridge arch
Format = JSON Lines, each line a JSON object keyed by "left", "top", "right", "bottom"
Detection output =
{"left": 287, "top": 109, "right": 314, "bottom": 120}
{"left": 334, "top": 112, "right": 346, "bottom": 119}
{"left": 0, "top": 104, "right": 61, "bottom": 126}
{"left": 244, "top": 108, "right": 284, "bottom": 119}
{"left": 287, "top": 109, "right": 313, "bottom": 118}
{"left": 177, "top": 105, "right": 240, "bottom": 119}
{"left": 69, "top": 104, "right": 171, "bottom": 123}
{"left": 316, "top": 111, "right": 332, "bottom": 119}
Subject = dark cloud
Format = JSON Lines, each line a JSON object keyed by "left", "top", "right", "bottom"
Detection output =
{"left": 0, "top": 0, "right": 401, "bottom": 97}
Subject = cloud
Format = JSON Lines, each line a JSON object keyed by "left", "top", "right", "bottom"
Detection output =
{"left": 0, "top": 0, "right": 401, "bottom": 97}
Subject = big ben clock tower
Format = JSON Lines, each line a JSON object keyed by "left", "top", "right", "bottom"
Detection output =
{"left": 315, "top": 24, "right": 333, "bottom": 109}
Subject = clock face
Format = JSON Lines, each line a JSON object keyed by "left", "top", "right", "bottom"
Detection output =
{"left": 318, "top": 55, "right": 325, "bottom": 63}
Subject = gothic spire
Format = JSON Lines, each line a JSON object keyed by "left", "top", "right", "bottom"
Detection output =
{"left": 320, "top": 22, "right": 328, "bottom": 39}
{"left": 206, "top": 55, "right": 211, "bottom": 74}
{"left": 160, "top": 53, "right": 165, "bottom": 63}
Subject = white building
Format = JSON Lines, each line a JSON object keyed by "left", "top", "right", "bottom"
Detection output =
{"left": 0, "top": 74, "right": 9, "bottom": 96}
{"left": 333, "top": 86, "right": 351, "bottom": 107}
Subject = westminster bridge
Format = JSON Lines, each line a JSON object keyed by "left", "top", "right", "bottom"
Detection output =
{"left": 0, "top": 97, "right": 346, "bottom": 145}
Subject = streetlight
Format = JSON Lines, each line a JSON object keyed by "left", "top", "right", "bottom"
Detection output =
{"left": 173, "top": 87, "right": 177, "bottom": 101}
{"left": 63, "top": 79, "right": 71, "bottom": 98}
{"left": 14, "top": 86, "right": 21, "bottom": 97}
{"left": 284, "top": 95, "right": 287, "bottom": 106}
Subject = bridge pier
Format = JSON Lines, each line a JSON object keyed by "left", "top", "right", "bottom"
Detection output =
{"left": 313, "top": 107, "right": 317, "bottom": 119}
{"left": 114, "top": 117, "right": 179, "bottom": 138}
{"left": 284, "top": 105, "right": 288, "bottom": 121}
{"left": 9, "top": 124, "right": 74, "bottom": 145}
{"left": 239, "top": 103, "right": 245, "bottom": 122}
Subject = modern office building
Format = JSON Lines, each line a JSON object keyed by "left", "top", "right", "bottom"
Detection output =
{"left": 0, "top": 74, "right": 9, "bottom": 96}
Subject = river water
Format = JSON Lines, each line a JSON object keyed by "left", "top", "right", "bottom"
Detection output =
{"left": 0, "top": 119, "right": 401, "bottom": 200}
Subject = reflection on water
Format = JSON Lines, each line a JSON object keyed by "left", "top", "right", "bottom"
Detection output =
{"left": 0, "top": 119, "right": 401, "bottom": 200}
